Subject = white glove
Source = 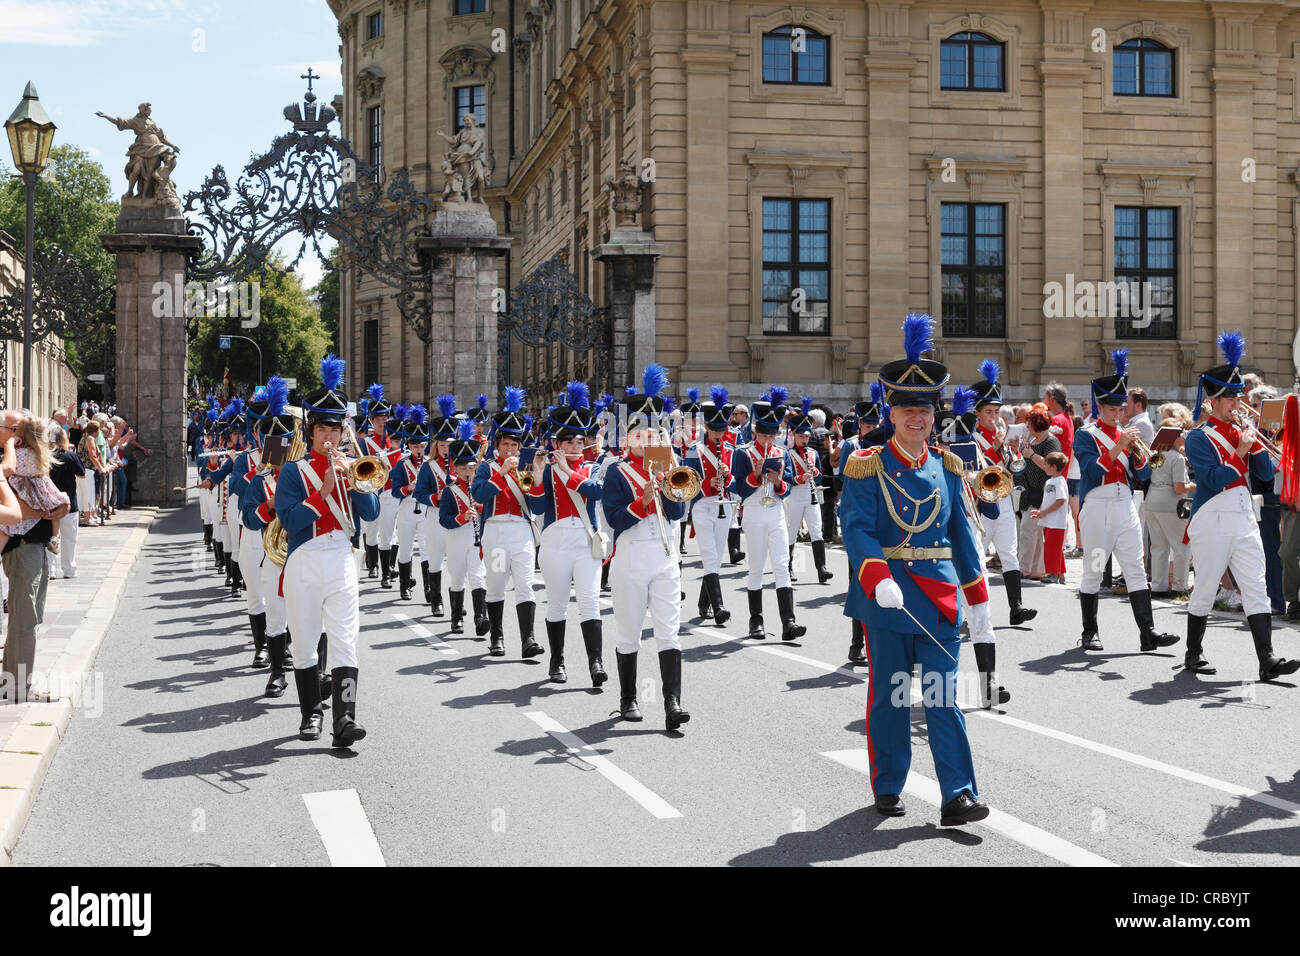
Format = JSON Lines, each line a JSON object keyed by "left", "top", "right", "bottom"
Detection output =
{"left": 874, "top": 578, "right": 905, "bottom": 609}
{"left": 967, "top": 601, "right": 994, "bottom": 642}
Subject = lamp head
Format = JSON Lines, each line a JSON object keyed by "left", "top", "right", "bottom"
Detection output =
{"left": 5, "top": 82, "right": 56, "bottom": 174}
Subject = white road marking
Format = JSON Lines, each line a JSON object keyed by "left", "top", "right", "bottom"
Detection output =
{"left": 822, "top": 749, "right": 1117, "bottom": 867}
{"left": 391, "top": 610, "right": 458, "bottom": 656}
{"left": 302, "top": 789, "right": 387, "bottom": 867}
{"left": 524, "top": 711, "right": 683, "bottom": 820}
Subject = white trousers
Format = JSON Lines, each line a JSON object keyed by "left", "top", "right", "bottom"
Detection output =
{"left": 444, "top": 523, "right": 485, "bottom": 593}
{"left": 783, "top": 482, "right": 824, "bottom": 543}
{"left": 481, "top": 517, "right": 536, "bottom": 604}
{"left": 1078, "top": 485, "right": 1146, "bottom": 595}
{"left": 215, "top": 490, "right": 233, "bottom": 550}
{"left": 538, "top": 518, "right": 602, "bottom": 622}
{"left": 1187, "top": 488, "right": 1270, "bottom": 617}
{"left": 261, "top": 550, "right": 287, "bottom": 636}
{"left": 610, "top": 526, "right": 681, "bottom": 654}
{"left": 395, "top": 496, "right": 422, "bottom": 563}
{"left": 198, "top": 486, "right": 213, "bottom": 525}
{"left": 239, "top": 522, "right": 267, "bottom": 615}
{"left": 691, "top": 499, "right": 731, "bottom": 575}
{"left": 377, "top": 493, "right": 399, "bottom": 548}
{"left": 283, "top": 532, "right": 359, "bottom": 669}
{"left": 56, "top": 510, "right": 77, "bottom": 577}
{"left": 1146, "top": 510, "right": 1191, "bottom": 592}
{"left": 422, "top": 509, "right": 448, "bottom": 571}
{"left": 744, "top": 495, "right": 790, "bottom": 590}
{"left": 985, "top": 502, "right": 1019, "bottom": 573}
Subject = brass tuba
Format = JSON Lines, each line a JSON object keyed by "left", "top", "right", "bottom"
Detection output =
{"left": 264, "top": 517, "right": 289, "bottom": 567}
{"left": 660, "top": 464, "right": 702, "bottom": 503}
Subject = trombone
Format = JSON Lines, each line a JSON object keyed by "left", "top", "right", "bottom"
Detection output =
{"left": 1233, "top": 402, "right": 1284, "bottom": 467}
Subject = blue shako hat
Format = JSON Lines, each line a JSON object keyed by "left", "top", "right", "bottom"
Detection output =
{"left": 245, "top": 386, "right": 269, "bottom": 433}
{"left": 449, "top": 419, "right": 480, "bottom": 464}
{"left": 302, "top": 354, "right": 350, "bottom": 424}
{"left": 700, "top": 385, "right": 733, "bottom": 429}
{"left": 365, "top": 383, "right": 393, "bottom": 418}
{"left": 970, "top": 359, "right": 1002, "bottom": 408}
{"left": 260, "top": 376, "right": 295, "bottom": 437}
{"left": 404, "top": 404, "right": 430, "bottom": 443}
{"left": 622, "top": 364, "right": 669, "bottom": 428}
{"left": 679, "top": 386, "right": 702, "bottom": 416}
{"left": 878, "top": 313, "right": 950, "bottom": 407}
{"left": 387, "top": 404, "right": 409, "bottom": 442}
{"left": 491, "top": 386, "right": 529, "bottom": 440}
{"left": 469, "top": 393, "right": 490, "bottom": 423}
{"left": 751, "top": 385, "right": 788, "bottom": 435}
{"left": 938, "top": 385, "right": 980, "bottom": 443}
{"left": 854, "top": 382, "right": 886, "bottom": 424}
{"left": 1090, "top": 348, "right": 1130, "bottom": 412}
{"left": 788, "top": 396, "right": 817, "bottom": 433}
{"left": 551, "top": 381, "right": 594, "bottom": 440}
{"left": 430, "top": 394, "right": 459, "bottom": 441}
{"left": 1194, "top": 330, "right": 1248, "bottom": 423}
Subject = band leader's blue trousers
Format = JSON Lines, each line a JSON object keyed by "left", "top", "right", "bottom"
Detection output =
{"left": 863, "top": 623, "right": 978, "bottom": 807}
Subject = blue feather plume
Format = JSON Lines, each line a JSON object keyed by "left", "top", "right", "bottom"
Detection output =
{"left": 504, "top": 385, "right": 526, "bottom": 414}
{"left": 766, "top": 385, "right": 789, "bottom": 408}
{"left": 1218, "top": 329, "right": 1246, "bottom": 366}
{"left": 687, "top": 387, "right": 700, "bottom": 405}
{"left": 951, "top": 385, "right": 978, "bottom": 418}
{"left": 391, "top": 403, "right": 408, "bottom": 423}
{"left": 598, "top": 393, "right": 613, "bottom": 412}
{"left": 476, "top": 393, "right": 487, "bottom": 411}
{"left": 801, "top": 396, "right": 813, "bottom": 416}
{"left": 407, "top": 404, "right": 428, "bottom": 426}
{"left": 252, "top": 386, "right": 267, "bottom": 403}
{"left": 663, "top": 396, "right": 676, "bottom": 414}
{"left": 457, "top": 419, "right": 475, "bottom": 441}
{"left": 566, "top": 380, "right": 590, "bottom": 409}
{"left": 318, "top": 354, "right": 345, "bottom": 391}
{"left": 437, "top": 393, "right": 456, "bottom": 419}
{"left": 710, "top": 385, "right": 729, "bottom": 407}
{"left": 1111, "top": 348, "right": 1129, "bottom": 378}
{"left": 869, "top": 382, "right": 884, "bottom": 404}
{"left": 366, "top": 382, "right": 384, "bottom": 402}
{"left": 625, "top": 386, "right": 638, "bottom": 398}
{"left": 642, "top": 363, "right": 668, "bottom": 398}
{"left": 265, "top": 375, "right": 289, "bottom": 418}
{"left": 206, "top": 409, "right": 218, "bottom": 424}
{"left": 903, "top": 313, "right": 934, "bottom": 365}
{"left": 979, "top": 359, "right": 1000, "bottom": 385}
{"left": 524, "top": 414, "right": 534, "bottom": 434}
{"left": 206, "top": 394, "right": 217, "bottom": 411}
{"left": 358, "top": 397, "right": 370, "bottom": 417}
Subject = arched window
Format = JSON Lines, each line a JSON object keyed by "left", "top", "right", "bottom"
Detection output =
{"left": 1114, "top": 38, "right": 1174, "bottom": 97}
{"left": 761, "top": 26, "right": 829, "bottom": 86}
{"left": 940, "top": 31, "right": 1004, "bottom": 91}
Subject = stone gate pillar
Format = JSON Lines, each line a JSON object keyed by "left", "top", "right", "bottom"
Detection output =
{"left": 594, "top": 228, "right": 662, "bottom": 390}
{"left": 418, "top": 204, "right": 511, "bottom": 401}
{"left": 101, "top": 205, "right": 202, "bottom": 507}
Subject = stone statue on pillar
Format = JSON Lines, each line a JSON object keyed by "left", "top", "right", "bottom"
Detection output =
{"left": 605, "top": 159, "right": 644, "bottom": 227}
{"left": 434, "top": 115, "right": 489, "bottom": 205}
{"left": 95, "top": 103, "right": 181, "bottom": 204}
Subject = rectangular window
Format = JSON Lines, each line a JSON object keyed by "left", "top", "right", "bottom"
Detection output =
{"left": 940, "top": 202, "right": 1006, "bottom": 337}
{"left": 940, "top": 32, "right": 1005, "bottom": 92}
{"left": 367, "top": 106, "right": 382, "bottom": 180}
{"left": 366, "top": 11, "right": 382, "bottom": 40}
{"left": 761, "top": 198, "right": 830, "bottom": 335}
{"left": 363, "top": 319, "right": 379, "bottom": 386}
{"left": 1114, "top": 206, "right": 1176, "bottom": 339}
{"left": 761, "top": 27, "right": 830, "bottom": 86}
{"left": 454, "top": 85, "right": 487, "bottom": 131}
{"left": 455, "top": 0, "right": 487, "bottom": 13}
{"left": 1114, "top": 39, "right": 1174, "bottom": 97}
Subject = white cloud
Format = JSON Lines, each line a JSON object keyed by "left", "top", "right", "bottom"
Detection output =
{"left": 0, "top": 0, "right": 198, "bottom": 48}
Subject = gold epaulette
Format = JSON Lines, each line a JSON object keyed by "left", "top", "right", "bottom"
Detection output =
{"left": 843, "top": 447, "right": 884, "bottom": 480}
{"left": 942, "top": 450, "right": 964, "bottom": 475}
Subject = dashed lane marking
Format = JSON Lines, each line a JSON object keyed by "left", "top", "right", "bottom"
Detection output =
{"left": 302, "top": 789, "right": 387, "bottom": 867}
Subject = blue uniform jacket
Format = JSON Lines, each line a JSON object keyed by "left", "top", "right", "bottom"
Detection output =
{"left": 527, "top": 461, "right": 603, "bottom": 528}
{"left": 438, "top": 483, "right": 479, "bottom": 532}
{"left": 1074, "top": 422, "right": 1151, "bottom": 505}
{"left": 273, "top": 454, "right": 380, "bottom": 559}
{"left": 1183, "top": 419, "right": 1273, "bottom": 520}
{"left": 839, "top": 440, "right": 988, "bottom": 640}
{"left": 228, "top": 449, "right": 259, "bottom": 500}
{"left": 728, "top": 441, "right": 794, "bottom": 501}
{"left": 470, "top": 458, "right": 531, "bottom": 520}
{"left": 412, "top": 457, "right": 450, "bottom": 508}
{"left": 240, "top": 472, "right": 274, "bottom": 532}
{"left": 681, "top": 439, "right": 733, "bottom": 505}
{"left": 601, "top": 457, "right": 687, "bottom": 542}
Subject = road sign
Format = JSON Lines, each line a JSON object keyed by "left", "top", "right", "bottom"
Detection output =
{"left": 219, "top": 335, "right": 231, "bottom": 349}
{"left": 282, "top": 377, "right": 297, "bottom": 388}
{"left": 87, "top": 374, "right": 105, "bottom": 382}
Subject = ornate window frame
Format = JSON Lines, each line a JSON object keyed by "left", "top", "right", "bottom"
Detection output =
{"left": 928, "top": 13, "right": 1020, "bottom": 110}
{"left": 361, "top": 4, "right": 384, "bottom": 51}
{"left": 747, "top": 8, "right": 845, "bottom": 106}
{"left": 356, "top": 65, "right": 386, "bottom": 105}
{"left": 439, "top": 44, "right": 496, "bottom": 100}
{"left": 1100, "top": 21, "right": 1191, "bottom": 115}
{"left": 923, "top": 154, "right": 1028, "bottom": 380}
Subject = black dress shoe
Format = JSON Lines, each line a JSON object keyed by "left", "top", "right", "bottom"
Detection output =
{"left": 1009, "top": 606, "right": 1037, "bottom": 626}
{"left": 299, "top": 711, "right": 323, "bottom": 741}
{"left": 1184, "top": 654, "right": 1217, "bottom": 675}
{"left": 1140, "top": 631, "right": 1180, "bottom": 651}
{"left": 1287, "top": 601, "right": 1300, "bottom": 622}
{"left": 940, "top": 791, "right": 990, "bottom": 827}
{"left": 874, "top": 794, "right": 905, "bottom": 817}
{"left": 1081, "top": 633, "right": 1104, "bottom": 651}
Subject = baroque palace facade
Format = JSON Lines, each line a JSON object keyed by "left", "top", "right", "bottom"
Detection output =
{"left": 330, "top": 0, "right": 1300, "bottom": 407}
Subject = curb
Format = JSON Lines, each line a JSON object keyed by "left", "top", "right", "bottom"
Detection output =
{"left": 0, "top": 508, "right": 157, "bottom": 865}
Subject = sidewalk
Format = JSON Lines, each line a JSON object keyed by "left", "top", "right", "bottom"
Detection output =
{"left": 0, "top": 507, "right": 156, "bottom": 864}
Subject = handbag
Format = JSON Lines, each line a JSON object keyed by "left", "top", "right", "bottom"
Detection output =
{"left": 559, "top": 463, "right": 611, "bottom": 560}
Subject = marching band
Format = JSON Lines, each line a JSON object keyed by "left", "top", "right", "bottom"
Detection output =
{"left": 187, "top": 315, "right": 1300, "bottom": 828}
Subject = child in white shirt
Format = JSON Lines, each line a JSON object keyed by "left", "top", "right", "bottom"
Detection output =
{"left": 1032, "top": 452, "right": 1070, "bottom": 584}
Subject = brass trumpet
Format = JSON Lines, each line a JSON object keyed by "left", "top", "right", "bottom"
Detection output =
{"left": 973, "top": 464, "right": 1013, "bottom": 502}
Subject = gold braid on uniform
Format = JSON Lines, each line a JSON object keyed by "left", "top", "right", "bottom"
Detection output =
{"left": 942, "top": 449, "right": 964, "bottom": 475}
{"left": 843, "top": 447, "right": 884, "bottom": 480}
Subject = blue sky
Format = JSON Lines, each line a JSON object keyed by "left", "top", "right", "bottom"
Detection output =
{"left": 1, "top": 0, "right": 342, "bottom": 286}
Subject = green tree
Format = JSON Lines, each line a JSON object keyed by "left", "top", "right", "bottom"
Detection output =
{"left": 312, "top": 247, "right": 339, "bottom": 352}
{"left": 187, "top": 256, "right": 331, "bottom": 395}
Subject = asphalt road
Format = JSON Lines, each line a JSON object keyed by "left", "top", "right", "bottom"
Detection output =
{"left": 13, "top": 504, "right": 1300, "bottom": 866}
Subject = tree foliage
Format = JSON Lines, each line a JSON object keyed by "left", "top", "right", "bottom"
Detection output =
{"left": 313, "top": 246, "right": 339, "bottom": 353}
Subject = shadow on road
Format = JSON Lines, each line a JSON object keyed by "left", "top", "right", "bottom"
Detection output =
{"left": 728, "top": 805, "right": 980, "bottom": 866}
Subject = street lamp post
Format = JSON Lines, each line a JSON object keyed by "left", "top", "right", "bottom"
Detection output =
{"left": 4, "top": 82, "right": 56, "bottom": 411}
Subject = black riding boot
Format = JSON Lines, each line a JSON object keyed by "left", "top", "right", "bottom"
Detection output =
{"left": 848, "top": 620, "right": 868, "bottom": 665}
{"left": 747, "top": 588, "right": 765, "bottom": 639}
{"left": 265, "top": 633, "right": 288, "bottom": 697}
{"left": 697, "top": 580, "right": 712, "bottom": 619}
{"left": 398, "top": 561, "right": 413, "bottom": 601}
{"left": 972, "top": 643, "right": 1010, "bottom": 708}
{"left": 1250, "top": 612, "right": 1300, "bottom": 681}
{"left": 379, "top": 548, "right": 393, "bottom": 589}
{"left": 581, "top": 618, "right": 607, "bottom": 687}
{"left": 517, "top": 601, "right": 544, "bottom": 658}
{"left": 1080, "top": 592, "right": 1103, "bottom": 650}
{"left": 232, "top": 559, "right": 246, "bottom": 598}
{"left": 1131, "top": 589, "right": 1179, "bottom": 651}
{"left": 616, "top": 651, "right": 642, "bottom": 721}
{"left": 813, "top": 540, "right": 834, "bottom": 584}
{"left": 421, "top": 561, "right": 432, "bottom": 604}
{"left": 317, "top": 634, "right": 331, "bottom": 704}
{"left": 365, "top": 544, "right": 379, "bottom": 579}
{"left": 449, "top": 590, "right": 465, "bottom": 634}
{"left": 283, "top": 630, "right": 294, "bottom": 669}
{"left": 545, "top": 619, "right": 567, "bottom": 682}
{"left": 777, "top": 586, "right": 805, "bottom": 642}
{"left": 788, "top": 545, "right": 797, "bottom": 583}
{"left": 249, "top": 612, "right": 268, "bottom": 669}
{"left": 388, "top": 545, "right": 399, "bottom": 579}
{"left": 1184, "top": 614, "right": 1216, "bottom": 674}
{"left": 222, "top": 549, "right": 233, "bottom": 587}
{"left": 1005, "top": 570, "right": 1037, "bottom": 625}
{"left": 472, "top": 588, "right": 490, "bottom": 637}
{"left": 679, "top": 521, "right": 688, "bottom": 555}
{"left": 430, "top": 571, "right": 444, "bottom": 617}
{"left": 601, "top": 561, "right": 611, "bottom": 592}
{"left": 728, "top": 527, "right": 745, "bottom": 564}
{"left": 487, "top": 600, "right": 505, "bottom": 655}
{"left": 294, "top": 666, "right": 323, "bottom": 740}
{"left": 659, "top": 648, "right": 690, "bottom": 731}
{"left": 705, "top": 572, "right": 730, "bottom": 626}
{"left": 213, "top": 540, "right": 223, "bottom": 571}
{"left": 203, "top": 524, "right": 212, "bottom": 551}
{"left": 331, "top": 667, "right": 366, "bottom": 748}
